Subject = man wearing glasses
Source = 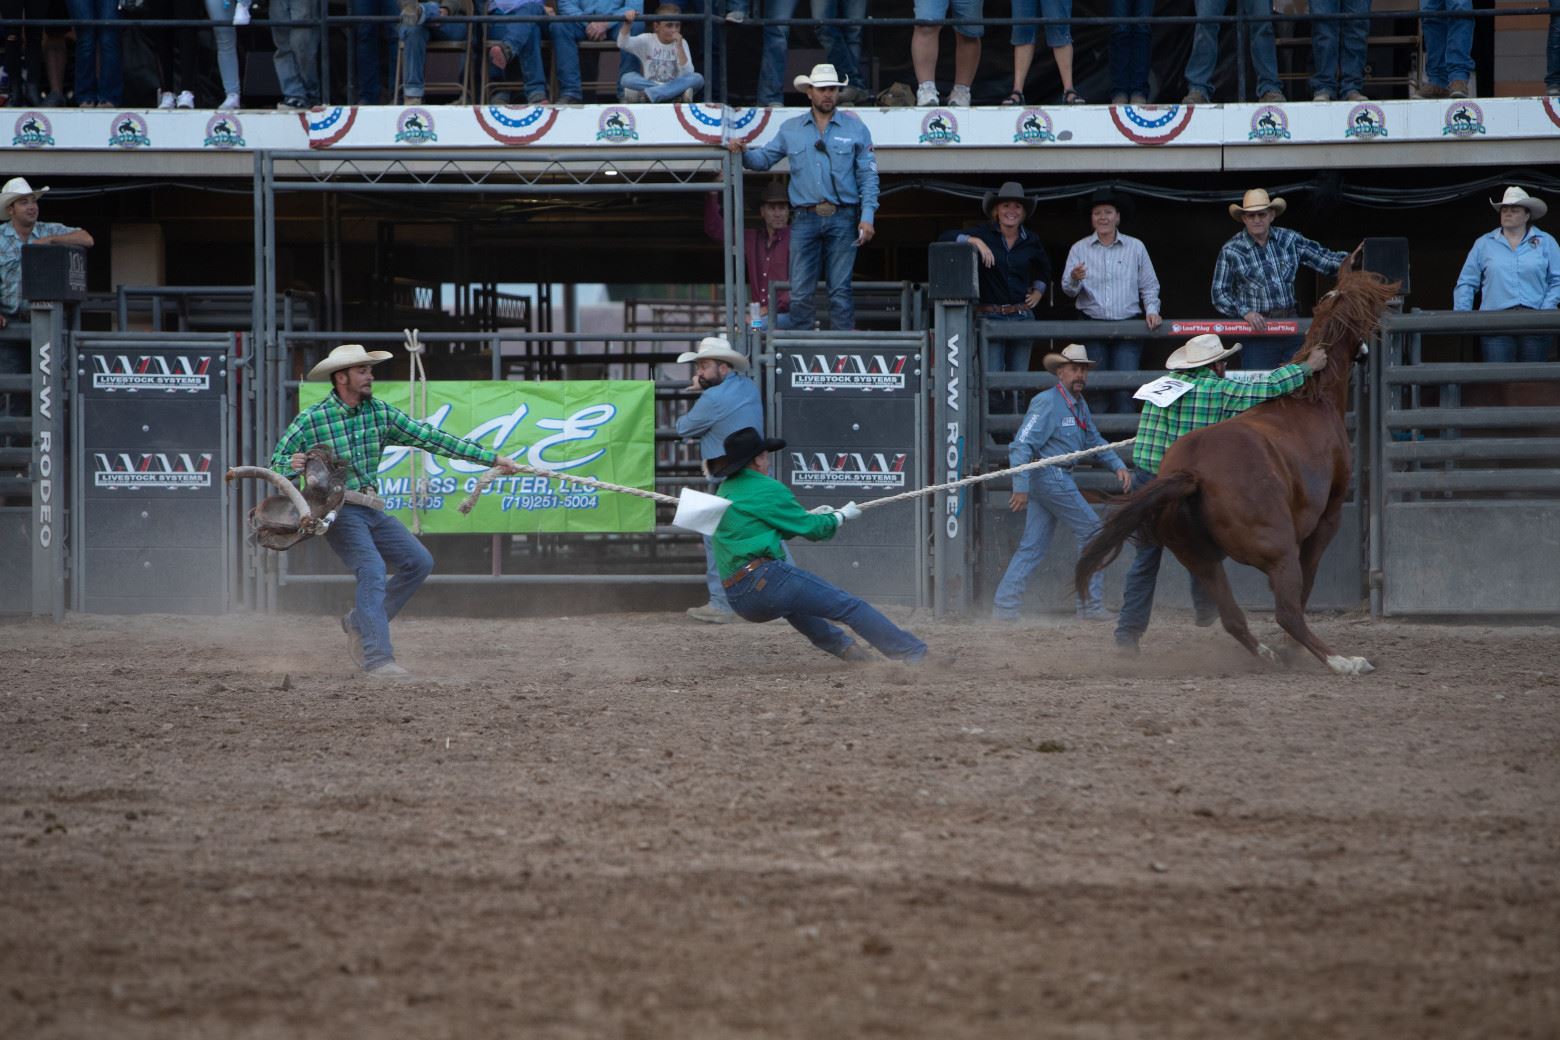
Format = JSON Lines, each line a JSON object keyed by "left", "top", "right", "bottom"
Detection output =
{"left": 728, "top": 62, "right": 879, "bottom": 332}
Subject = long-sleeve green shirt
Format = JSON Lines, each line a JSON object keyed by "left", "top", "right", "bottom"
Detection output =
{"left": 712, "top": 467, "right": 840, "bottom": 579}
{"left": 270, "top": 392, "right": 498, "bottom": 491}
{"left": 1133, "top": 363, "right": 1310, "bottom": 475}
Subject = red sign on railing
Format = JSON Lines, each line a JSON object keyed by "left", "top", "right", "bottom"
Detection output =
{"left": 1167, "top": 319, "right": 1301, "bottom": 337}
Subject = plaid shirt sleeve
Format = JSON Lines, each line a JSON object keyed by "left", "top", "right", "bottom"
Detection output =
{"left": 381, "top": 403, "right": 499, "bottom": 466}
{"left": 269, "top": 405, "right": 335, "bottom": 476}
{"left": 1214, "top": 363, "right": 1310, "bottom": 419}
{"left": 1293, "top": 229, "right": 1347, "bottom": 276}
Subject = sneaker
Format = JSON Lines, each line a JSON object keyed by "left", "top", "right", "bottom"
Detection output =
{"left": 1312, "top": 90, "right": 1333, "bottom": 102}
{"left": 175, "top": 90, "right": 195, "bottom": 109}
{"left": 837, "top": 644, "right": 875, "bottom": 663}
{"left": 277, "top": 96, "right": 308, "bottom": 110}
{"left": 399, "top": 0, "right": 423, "bottom": 27}
{"left": 365, "top": 661, "right": 412, "bottom": 680}
{"left": 340, "top": 612, "right": 365, "bottom": 669}
{"left": 232, "top": 2, "right": 250, "bottom": 25}
{"left": 158, "top": 91, "right": 176, "bottom": 109}
{"left": 686, "top": 604, "right": 738, "bottom": 625}
{"left": 1182, "top": 88, "right": 1210, "bottom": 104}
{"left": 915, "top": 81, "right": 939, "bottom": 106}
{"left": 947, "top": 83, "right": 972, "bottom": 107}
{"left": 219, "top": 92, "right": 240, "bottom": 111}
{"left": 1257, "top": 89, "right": 1285, "bottom": 103}
{"left": 1343, "top": 89, "right": 1368, "bottom": 102}
{"left": 1129, "top": 91, "right": 1148, "bottom": 104}
{"left": 1447, "top": 79, "right": 1469, "bottom": 98}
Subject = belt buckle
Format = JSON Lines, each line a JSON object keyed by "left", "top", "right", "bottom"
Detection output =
{"left": 815, "top": 201, "right": 837, "bottom": 217}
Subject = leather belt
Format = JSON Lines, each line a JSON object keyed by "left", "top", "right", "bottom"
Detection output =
{"left": 795, "top": 202, "right": 852, "bottom": 216}
{"left": 343, "top": 490, "right": 386, "bottom": 511}
{"left": 979, "top": 304, "right": 1031, "bottom": 315}
{"left": 721, "top": 557, "right": 769, "bottom": 589}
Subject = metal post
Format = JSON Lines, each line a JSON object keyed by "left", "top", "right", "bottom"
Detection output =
{"left": 931, "top": 298, "right": 975, "bottom": 617}
{"left": 1235, "top": 9, "right": 1248, "bottom": 100}
{"left": 30, "top": 303, "right": 65, "bottom": 620}
{"left": 319, "top": 1, "right": 332, "bottom": 106}
{"left": 1368, "top": 324, "right": 1389, "bottom": 618}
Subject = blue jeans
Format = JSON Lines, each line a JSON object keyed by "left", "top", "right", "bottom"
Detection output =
{"left": 550, "top": 18, "right": 638, "bottom": 100}
{"left": 1012, "top": 0, "right": 1072, "bottom": 49}
{"left": 1186, "top": 0, "right": 1280, "bottom": 98}
{"left": 271, "top": 0, "right": 321, "bottom": 102}
{"left": 1109, "top": 0, "right": 1152, "bottom": 97}
{"left": 1114, "top": 468, "right": 1216, "bottom": 643}
{"left": 621, "top": 70, "right": 706, "bottom": 102}
{"left": 1422, "top": 0, "right": 1474, "bottom": 86}
{"left": 993, "top": 468, "right": 1105, "bottom": 618}
{"left": 812, "top": 0, "right": 867, "bottom": 84}
{"left": 984, "top": 311, "right": 1034, "bottom": 376}
{"left": 202, "top": 0, "right": 241, "bottom": 95}
{"left": 725, "top": 558, "right": 928, "bottom": 661}
{"left": 400, "top": 2, "right": 467, "bottom": 98}
{"left": 66, "top": 0, "right": 122, "bottom": 105}
{"left": 488, "top": 3, "right": 548, "bottom": 101}
{"left": 350, "top": 0, "right": 397, "bottom": 104}
{"left": 324, "top": 505, "right": 435, "bottom": 670}
{"left": 1082, "top": 335, "right": 1143, "bottom": 415}
{"left": 1480, "top": 334, "right": 1553, "bottom": 364}
{"left": 914, "top": 0, "right": 985, "bottom": 37}
{"left": 756, "top": 0, "right": 800, "bottom": 106}
{"left": 1308, "top": 0, "right": 1370, "bottom": 95}
{"left": 788, "top": 205, "right": 859, "bottom": 331}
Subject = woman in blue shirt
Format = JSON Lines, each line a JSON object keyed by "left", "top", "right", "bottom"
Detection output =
{"left": 1453, "top": 186, "right": 1560, "bottom": 363}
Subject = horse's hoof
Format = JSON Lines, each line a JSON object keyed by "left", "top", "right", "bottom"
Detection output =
{"left": 1256, "top": 643, "right": 1280, "bottom": 664}
{"left": 1326, "top": 654, "right": 1375, "bottom": 676}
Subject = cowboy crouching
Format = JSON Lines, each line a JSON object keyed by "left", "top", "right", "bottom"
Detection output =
{"left": 992, "top": 345, "right": 1132, "bottom": 624}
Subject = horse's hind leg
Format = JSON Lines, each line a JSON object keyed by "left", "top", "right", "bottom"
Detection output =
{"left": 1268, "top": 550, "right": 1374, "bottom": 676}
{"left": 1180, "top": 556, "right": 1277, "bottom": 664}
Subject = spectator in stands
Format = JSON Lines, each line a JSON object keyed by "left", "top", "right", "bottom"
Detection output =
{"left": 551, "top": 0, "right": 643, "bottom": 104}
{"left": 936, "top": 181, "right": 1051, "bottom": 385}
{"left": 1005, "top": 0, "right": 1083, "bottom": 106}
{"left": 705, "top": 179, "right": 792, "bottom": 329}
{"left": 271, "top": 0, "right": 322, "bottom": 109}
{"left": 1212, "top": 188, "right": 1358, "bottom": 370}
{"left": 347, "top": 0, "right": 398, "bottom": 104}
{"left": 811, "top": 1, "right": 869, "bottom": 104}
{"left": 146, "top": 0, "right": 200, "bottom": 108}
{"left": 992, "top": 345, "right": 1131, "bottom": 624}
{"left": 729, "top": 63, "right": 878, "bottom": 331}
{"left": 397, "top": 0, "right": 473, "bottom": 104}
{"left": 1107, "top": 0, "right": 1151, "bottom": 104}
{"left": 1061, "top": 186, "right": 1161, "bottom": 414}
{"left": 1418, "top": 0, "right": 1473, "bottom": 99}
{"left": 1, "top": 0, "right": 47, "bottom": 106}
{"left": 1453, "top": 187, "right": 1560, "bottom": 364}
{"left": 1183, "top": 0, "right": 1283, "bottom": 103}
{"left": 485, "top": 0, "right": 551, "bottom": 102}
{"left": 65, "top": 0, "right": 122, "bottom": 107}
{"left": 1308, "top": 0, "right": 1370, "bottom": 101}
{"left": 912, "top": 0, "right": 983, "bottom": 107}
{"left": 618, "top": 4, "right": 704, "bottom": 101}
{"left": 748, "top": 0, "right": 799, "bottom": 107}
{"left": 202, "top": 0, "right": 243, "bottom": 109}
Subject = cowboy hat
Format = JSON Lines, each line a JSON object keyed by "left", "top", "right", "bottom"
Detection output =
{"left": 710, "top": 426, "right": 785, "bottom": 479}
{"left": 1229, "top": 188, "right": 1286, "bottom": 221}
{"left": 1042, "top": 343, "right": 1097, "bottom": 374}
{"left": 306, "top": 343, "right": 395, "bottom": 382}
{"left": 676, "top": 335, "right": 749, "bottom": 372}
{"left": 0, "top": 176, "right": 48, "bottom": 212}
{"left": 757, "top": 180, "right": 789, "bottom": 207}
{"left": 1080, "top": 186, "right": 1134, "bottom": 219}
{"left": 1490, "top": 186, "right": 1547, "bottom": 221}
{"left": 982, "top": 181, "right": 1036, "bottom": 220}
{"left": 1165, "top": 334, "right": 1242, "bottom": 370}
{"left": 794, "top": 63, "right": 848, "bottom": 91}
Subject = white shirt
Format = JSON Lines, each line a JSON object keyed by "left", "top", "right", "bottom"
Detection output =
{"left": 618, "top": 32, "right": 694, "bottom": 85}
{"left": 1061, "top": 231, "right": 1162, "bottom": 321}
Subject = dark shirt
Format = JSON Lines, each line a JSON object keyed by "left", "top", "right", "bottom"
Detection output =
{"left": 937, "top": 223, "right": 1051, "bottom": 308}
{"left": 704, "top": 195, "right": 791, "bottom": 313}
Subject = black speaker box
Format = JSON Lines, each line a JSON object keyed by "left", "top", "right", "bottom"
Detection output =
{"left": 927, "top": 241, "right": 980, "bottom": 300}
{"left": 1360, "top": 237, "right": 1410, "bottom": 296}
{"left": 21, "top": 244, "right": 88, "bottom": 303}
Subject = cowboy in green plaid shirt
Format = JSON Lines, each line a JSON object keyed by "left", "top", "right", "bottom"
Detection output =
{"left": 271, "top": 343, "right": 520, "bottom": 680}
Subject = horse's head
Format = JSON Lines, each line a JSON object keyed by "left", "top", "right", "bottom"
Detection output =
{"left": 1292, "top": 270, "right": 1398, "bottom": 403}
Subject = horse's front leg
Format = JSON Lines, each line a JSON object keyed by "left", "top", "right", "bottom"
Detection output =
{"left": 1267, "top": 550, "right": 1374, "bottom": 676}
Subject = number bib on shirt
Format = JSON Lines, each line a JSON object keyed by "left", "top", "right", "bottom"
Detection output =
{"left": 1134, "top": 377, "right": 1196, "bottom": 408}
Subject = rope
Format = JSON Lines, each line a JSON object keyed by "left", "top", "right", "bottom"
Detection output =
{"left": 856, "top": 438, "right": 1135, "bottom": 511}
{"left": 457, "top": 462, "right": 679, "bottom": 515}
{"left": 404, "top": 328, "right": 429, "bottom": 535}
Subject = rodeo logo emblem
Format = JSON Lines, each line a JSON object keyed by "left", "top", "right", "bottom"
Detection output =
{"left": 1248, "top": 105, "right": 1290, "bottom": 142}
{"left": 1013, "top": 108, "right": 1054, "bottom": 144}
{"left": 596, "top": 106, "right": 638, "bottom": 142}
{"left": 918, "top": 109, "right": 960, "bottom": 145}
{"left": 1343, "top": 103, "right": 1387, "bottom": 139}
{"left": 108, "top": 112, "right": 151, "bottom": 149}
{"left": 790, "top": 450, "right": 909, "bottom": 490}
{"left": 394, "top": 107, "right": 437, "bottom": 145}
{"left": 1442, "top": 101, "right": 1486, "bottom": 138}
{"left": 12, "top": 111, "right": 54, "bottom": 148}
{"left": 203, "top": 113, "right": 245, "bottom": 149}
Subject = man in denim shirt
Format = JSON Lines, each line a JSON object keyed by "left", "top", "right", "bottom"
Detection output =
{"left": 992, "top": 345, "right": 1131, "bottom": 623}
{"left": 729, "top": 63, "right": 879, "bottom": 332}
{"left": 674, "top": 336, "right": 763, "bottom": 624}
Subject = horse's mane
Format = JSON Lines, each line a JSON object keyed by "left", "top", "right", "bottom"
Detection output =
{"left": 1288, "top": 270, "right": 1399, "bottom": 403}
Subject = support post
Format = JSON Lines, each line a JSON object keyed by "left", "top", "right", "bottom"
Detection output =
{"left": 30, "top": 303, "right": 65, "bottom": 619}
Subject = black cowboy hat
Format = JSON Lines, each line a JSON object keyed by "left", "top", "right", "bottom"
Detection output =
{"left": 982, "top": 181, "right": 1036, "bottom": 220}
{"left": 711, "top": 427, "right": 786, "bottom": 479}
{"left": 1079, "top": 186, "right": 1134, "bottom": 219}
{"left": 757, "top": 180, "right": 789, "bottom": 206}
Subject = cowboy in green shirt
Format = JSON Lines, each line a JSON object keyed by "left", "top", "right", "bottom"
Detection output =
{"left": 712, "top": 427, "right": 929, "bottom": 664}
{"left": 1116, "top": 334, "right": 1325, "bottom": 651}
{"left": 271, "top": 343, "right": 521, "bottom": 679}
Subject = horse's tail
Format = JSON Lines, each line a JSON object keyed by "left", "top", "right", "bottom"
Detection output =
{"left": 1074, "top": 471, "right": 1199, "bottom": 597}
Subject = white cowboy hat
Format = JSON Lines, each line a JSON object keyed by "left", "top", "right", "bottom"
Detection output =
{"left": 306, "top": 343, "right": 396, "bottom": 382}
{"left": 794, "top": 63, "right": 849, "bottom": 91}
{"left": 0, "top": 176, "right": 48, "bottom": 212}
{"left": 1166, "top": 334, "right": 1243, "bottom": 370}
{"left": 1042, "top": 343, "right": 1097, "bottom": 374}
{"left": 1229, "top": 188, "right": 1286, "bottom": 221}
{"left": 675, "top": 335, "right": 749, "bottom": 372}
{"left": 1490, "top": 186, "right": 1547, "bottom": 220}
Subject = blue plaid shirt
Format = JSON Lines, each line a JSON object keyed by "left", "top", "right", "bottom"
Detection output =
{"left": 1211, "top": 225, "right": 1347, "bottom": 319}
{"left": 0, "top": 220, "right": 76, "bottom": 315}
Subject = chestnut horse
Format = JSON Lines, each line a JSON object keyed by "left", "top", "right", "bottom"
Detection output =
{"left": 1076, "top": 271, "right": 1398, "bottom": 675}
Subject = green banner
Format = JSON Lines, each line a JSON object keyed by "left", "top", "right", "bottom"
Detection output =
{"left": 299, "top": 380, "right": 656, "bottom": 533}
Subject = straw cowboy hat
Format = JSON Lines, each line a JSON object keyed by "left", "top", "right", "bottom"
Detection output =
{"left": 1080, "top": 186, "right": 1134, "bottom": 219}
{"left": 1490, "top": 186, "right": 1547, "bottom": 221}
{"left": 306, "top": 343, "right": 395, "bottom": 381}
{"left": 794, "top": 63, "right": 848, "bottom": 90}
{"left": 1042, "top": 343, "right": 1097, "bottom": 374}
{"left": 1229, "top": 188, "right": 1287, "bottom": 221}
{"left": 983, "top": 181, "right": 1036, "bottom": 220}
{"left": 0, "top": 176, "right": 48, "bottom": 212}
{"left": 676, "top": 335, "right": 749, "bottom": 372}
{"left": 1166, "top": 334, "right": 1243, "bottom": 370}
{"left": 711, "top": 426, "right": 785, "bottom": 479}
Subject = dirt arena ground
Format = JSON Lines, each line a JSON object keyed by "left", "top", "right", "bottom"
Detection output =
{"left": 2, "top": 608, "right": 1557, "bottom": 1039}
